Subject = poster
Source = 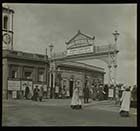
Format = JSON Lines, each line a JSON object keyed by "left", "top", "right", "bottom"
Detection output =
{"left": 108, "top": 89, "right": 114, "bottom": 98}
{"left": 8, "top": 80, "right": 20, "bottom": 91}
{"left": 12, "top": 91, "right": 17, "bottom": 99}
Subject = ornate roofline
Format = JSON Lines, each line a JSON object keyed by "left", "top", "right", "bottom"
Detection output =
{"left": 65, "top": 30, "right": 95, "bottom": 45}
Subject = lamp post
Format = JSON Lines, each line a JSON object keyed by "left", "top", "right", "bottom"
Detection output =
{"left": 45, "top": 48, "right": 48, "bottom": 98}
{"left": 112, "top": 30, "right": 120, "bottom": 101}
{"left": 49, "top": 43, "right": 54, "bottom": 99}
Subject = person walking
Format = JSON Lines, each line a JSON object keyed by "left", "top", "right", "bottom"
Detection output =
{"left": 120, "top": 86, "right": 131, "bottom": 117}
{"left": 55, "top": 84, "right": 59, "bottom": 99}
{"left": 39, "top": 86, "right": 44, "bottom": 102}
{"left": 70, "top": 83, "right": 82, "bottom": 109}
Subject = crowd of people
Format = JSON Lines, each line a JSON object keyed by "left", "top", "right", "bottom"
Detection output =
{"left": 23, "top": 82, "right": 137, "bottom": 116}
{"left": 70, "top": 82, "right": 137, "bottom": 117}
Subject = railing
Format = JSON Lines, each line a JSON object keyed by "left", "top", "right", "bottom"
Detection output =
{"left": 51, "top": 44, "right": 118, "bottom": 60}
{"left": 95, "top": 44, "right": 117, "bottom": 53}
{"left": 52, "top": 51, "right": 67, "bottom": 59}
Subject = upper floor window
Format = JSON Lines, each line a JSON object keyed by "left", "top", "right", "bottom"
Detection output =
{"left": 38, "top": 71, "right": 44, "bottom": 82}
{"left": 11, "top": 70, "right": 17, "bottom": 78}
{"left": 4, "top": 16, "right": 8, "bottom": 29}
{"left": 24, "top": 72, "right": 32, "bottom": 79}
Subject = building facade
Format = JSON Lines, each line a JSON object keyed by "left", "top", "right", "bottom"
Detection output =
{"left": 2, "top": 5, "right": 105, "bottom": 100}
{"left": 55, "top": 61, "right": 105, "bottom": 98}
{"left": 2, "top": 49, "right": 49, "bottom": 99}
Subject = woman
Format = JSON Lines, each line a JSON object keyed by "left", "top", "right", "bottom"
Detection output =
{"left": 120, "top": 86, "right": 131, "bottom": 117}
{"left": 70, "top": 86, "right": 82, "bottom": 109}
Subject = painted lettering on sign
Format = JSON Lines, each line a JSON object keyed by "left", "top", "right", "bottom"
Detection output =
{"left": 67, "top": 45, "right": 93, "bottom": 56}
{"left": 8, "top": 80, "right": 20, "bottom": 91}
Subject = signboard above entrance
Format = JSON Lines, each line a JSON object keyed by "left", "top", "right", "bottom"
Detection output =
{"left": 67, "top": 45, "right": 93, "bottom": 56}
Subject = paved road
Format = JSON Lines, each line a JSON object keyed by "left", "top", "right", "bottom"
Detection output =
{"left": 2, "top": 99, "right": 137, "bottom": 126}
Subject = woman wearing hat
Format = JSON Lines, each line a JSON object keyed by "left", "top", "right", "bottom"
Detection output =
{"left": 70, "top": 82, "right": 82, "bottom": 109}
{"left": 120, "top": 86, "right": 131, "bottom": 117}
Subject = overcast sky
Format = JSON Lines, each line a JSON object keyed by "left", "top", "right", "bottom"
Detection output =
{"left": 5, "top": 3, "right": 137, "bottom": 86}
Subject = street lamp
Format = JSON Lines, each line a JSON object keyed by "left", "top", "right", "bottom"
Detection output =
{"left": 112, "top": 30, "right": 120, "bottom": 44}
{"left": 112, "top": 30, "right": 120, "bottom": 102}
{"left": 49, "top": 43, "right": 54, "bottom": 57}
{"left": 49, "top": 43, "right": 54, "bottom": 99}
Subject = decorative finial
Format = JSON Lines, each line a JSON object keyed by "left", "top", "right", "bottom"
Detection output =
{"left": 78, "top": 30, "right": 81, "bottom": 33}
{"left": 112, "top": 30, "right": 120, "bottom": 43}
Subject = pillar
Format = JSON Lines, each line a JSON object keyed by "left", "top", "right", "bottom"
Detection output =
{"left": 108, "top": 65, "right": 112, "bottom": 88}
{"left": 3, "top": 58, "right": 8, "bottom": 100}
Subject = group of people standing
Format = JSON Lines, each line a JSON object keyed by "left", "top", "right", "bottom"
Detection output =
{"left": 24, "top": 85, "right": 44, "bottom": 102}
{"left": 70, "top": 82, "right": 136, "bottom": 118}
{"left": 54, "top": 84, "right": 70, "bottom": 99}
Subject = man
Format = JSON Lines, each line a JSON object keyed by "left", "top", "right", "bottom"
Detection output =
{"left": 25, "top": 86, "right": 30, "bottom": 100}
{"left": 83, "top": 82, "right": 90, "bottom": 103}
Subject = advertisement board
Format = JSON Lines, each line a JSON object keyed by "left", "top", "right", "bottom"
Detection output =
{"left": 8, "top": 80, "right": 20, "bottom": 91}
{"left": 108, "top": 88, "right": 114, "bottom": 98}
{"left": 67, "top": 45, "right": 93, "bottom": 56}
{"left": 12, "top": 91, "right": 17, "bottom": 99}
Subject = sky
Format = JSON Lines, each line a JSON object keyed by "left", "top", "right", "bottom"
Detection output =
{"left": 4, "top": 3, "right": 137, "bottom": 86}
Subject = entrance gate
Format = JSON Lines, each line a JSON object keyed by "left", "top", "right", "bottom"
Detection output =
{"left": 49, "top": 30, "right": 120, "bottom": 99}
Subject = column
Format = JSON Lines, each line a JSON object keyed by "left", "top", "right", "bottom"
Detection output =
{"left": 34, "top": 67, "right": 38, "bottom": 82}
{"left": 3, "top": 58, "right": 8, "bottom": 99}
{"left": 108, "top": 65, "right": 112, "bottom": 88}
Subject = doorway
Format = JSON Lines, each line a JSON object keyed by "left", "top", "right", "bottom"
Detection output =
{"left": 69, "top": 80, "right": 74, "bottom": 97}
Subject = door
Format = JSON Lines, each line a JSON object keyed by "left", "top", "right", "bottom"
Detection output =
{"left": 69, "top": 80, "right": 73, "bottom": 97}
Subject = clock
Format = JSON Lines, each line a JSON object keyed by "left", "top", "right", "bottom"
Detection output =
{"left": 3, "top": 33, "right": 11, "bottom": 45}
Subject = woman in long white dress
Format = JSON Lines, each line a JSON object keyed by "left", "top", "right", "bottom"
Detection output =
{"left": 70, "top": 86, "right": 82, "bottom": 109}
{"left": 120, "top": 86, "right": 131, "bottom": 117}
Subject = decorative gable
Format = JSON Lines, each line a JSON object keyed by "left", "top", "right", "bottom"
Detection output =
{"left": 65, "top": 30, "right": 95, "bottom": 49}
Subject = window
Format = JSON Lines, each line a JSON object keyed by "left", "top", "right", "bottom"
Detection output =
{"left": 39, "top": 72, "right": 44, "bottom": 82}
{"left": 11, "top": 71, "right": 17, "bottom": 78}
{"left": 24, "top": 72, "right": 32, "bottom": 79}
{"left": 4, "top": 16, "right": 8, "bottom": 29}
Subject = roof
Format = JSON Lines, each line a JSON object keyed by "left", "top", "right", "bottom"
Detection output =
{"left": 57, "top": 61, "right": 105, "bottom": 73}
{"left": 3, "top": 49, "right": 48, "bottom": 63}
{"left": 65, "top": 30, "right": 95, "bottom": 45}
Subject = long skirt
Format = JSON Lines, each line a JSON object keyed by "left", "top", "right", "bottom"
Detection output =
{"left": 120, "top": 110, "right": 129, "bottom": 117}
{"left": 70, "top": 105, "right": 82, "bottom": 109}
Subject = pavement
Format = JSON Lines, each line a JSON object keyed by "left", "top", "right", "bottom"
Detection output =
{"left": 2, "top": 98, "right": 137, "bottom": 115}
{"left": 2, "top": 98, "right": 137, "bottom": 126}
